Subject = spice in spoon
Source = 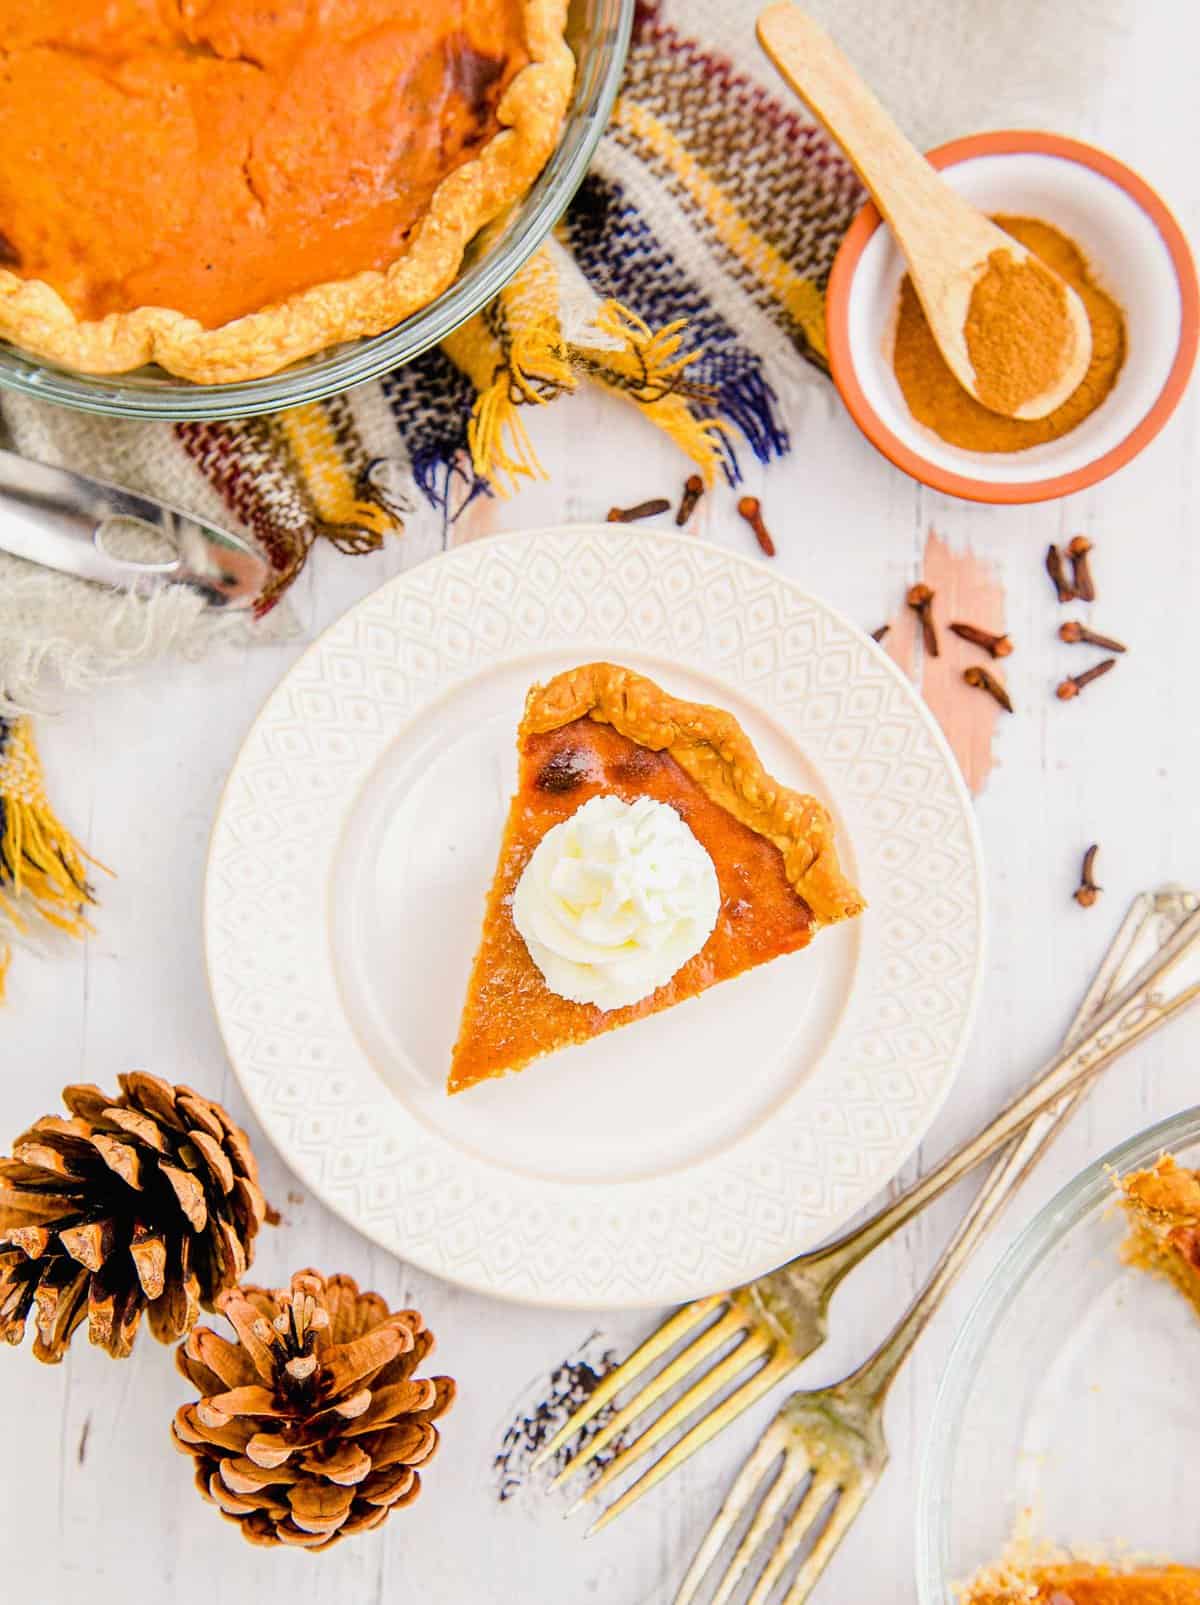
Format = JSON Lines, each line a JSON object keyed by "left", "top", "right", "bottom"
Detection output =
{"left": 893, "top": 217, "right": 1125, "bottom": 453}
{"left": 964, "top": 246, "right": 1075, "bottom": 417}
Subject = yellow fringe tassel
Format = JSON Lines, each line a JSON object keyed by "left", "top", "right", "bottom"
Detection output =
{"left": 443, "top": 252, "right": 732, "bottom": 496}
{"left": 0, "top": 718, "right": 102, "bottom": 1001}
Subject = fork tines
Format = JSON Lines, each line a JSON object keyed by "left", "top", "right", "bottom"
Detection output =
{"left": 533, "top": 1290, "right": 794, "bottom": 1534}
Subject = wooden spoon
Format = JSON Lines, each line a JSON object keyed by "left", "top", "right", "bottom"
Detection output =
{"left": 757, "top": 4, "right": 1092, "bottom": 420}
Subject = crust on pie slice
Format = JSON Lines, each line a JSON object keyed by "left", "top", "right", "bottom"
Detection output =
{"left": 1119, "top": 1154, "right": 1200, "bottom": 1321}
{"left": 448, "top": 663, "right": 865, "bottom": 1093}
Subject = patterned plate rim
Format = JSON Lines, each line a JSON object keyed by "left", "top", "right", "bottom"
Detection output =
{"left": 204, "top": 526, "right": 986, "bottom": 1309}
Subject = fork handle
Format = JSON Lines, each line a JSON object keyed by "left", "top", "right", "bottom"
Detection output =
{"left": 844, "top": 897, "right": 1200, "bottom": 1402}
{"left": 803, "top": 896, "right": 1200, "bottom": 1296}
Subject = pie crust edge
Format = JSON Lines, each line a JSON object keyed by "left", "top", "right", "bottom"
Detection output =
{"left": 0, "top": 0, "right": 574, "bottom": 385}
{"left": 521, "top": 662, "right": 867, "bottom": 927}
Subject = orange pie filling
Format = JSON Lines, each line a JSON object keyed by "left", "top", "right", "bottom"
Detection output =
{"left": 963, "top": 1563, "right": 1200, "bottom": 1604}
{"left": 0, "top": 0, "right": 531, "bottom": 329}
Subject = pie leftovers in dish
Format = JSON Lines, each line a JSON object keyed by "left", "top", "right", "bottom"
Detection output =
{"left": 1120, "top": 1155, "right": 1200, "bottom": 1320}
{"left": 448, "top": 662, "right": 865, "bottom": 1093}
{"left": 961, "top": 1561, "right": 1200, "bottom": 1603}
{"left": 958, "top": 1158, "right": 1200, "bottom": 1604}
{"left": 0, "top": 1, "right": 573, "bottom": 382}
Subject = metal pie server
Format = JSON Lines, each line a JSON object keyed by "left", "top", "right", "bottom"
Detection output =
{"left": 0, "top": 448, "right": 268, "bottom": 609}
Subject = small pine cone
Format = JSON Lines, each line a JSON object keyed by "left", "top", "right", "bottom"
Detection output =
{"left": 173, "top": 1270, "right": 455, "bottom": 1550}
{"left": 0, "top": 1074, "right": 273, "bottom": 1362}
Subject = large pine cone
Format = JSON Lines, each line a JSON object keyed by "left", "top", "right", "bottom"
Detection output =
{"left": 173, "top": 1270, "right": 455, "bottom": 1549}
{"left": 0, "top": 1074, "right": 272, "bottom": 1362}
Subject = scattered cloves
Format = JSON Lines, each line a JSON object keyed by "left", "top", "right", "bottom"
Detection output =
{"left": 1058, "top": 620, "right": 1126, "bottom": 654}
{"left": 963, "top": 664, "right": 1013, "bottom": 713}
{"left": 1067, "top": 536, "right": 1096, "bottom": 602}
{"left": 607, "top": 498, "right": 672, "bottom": 524}
{"left": 676, "top": 475, "right": 704, "bottom": 526}
{"left": 737, "top": 495, "right": 776, "bottom": 557}
{"left": 870, "top": 624, "right": 890, "bottom": 644}
{"left": 1045, "top": 544, "right": 1076, "bottom": 604}
{"left": 1056, "top": 657, "right": 1116, "bottom": 700}
{"left": 1074, "top": 844, "right": 1102, "bottom": 908}
{"left": 906, "top": 583, "right": 939, "bottom": 657}
{"left": 949, "top": 621, "right": 1013, "bottom": 659}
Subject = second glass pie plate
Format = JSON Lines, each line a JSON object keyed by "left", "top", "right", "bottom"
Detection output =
{"left": 918, "top": 1105, "right": 1200, "bottom": 1603}
{"left": 0, "top": 0, "right": 634, "bottom": 421}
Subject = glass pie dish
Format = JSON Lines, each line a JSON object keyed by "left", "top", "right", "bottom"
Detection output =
{"left": 917, "top": 1107, "right": 1200, "bottom": 1603}
{"left": 0, "top": 0, "right": 634, "bottom": 421}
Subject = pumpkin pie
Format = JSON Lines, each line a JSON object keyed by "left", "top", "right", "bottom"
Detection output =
{"left": 0, "top": 1, "right": 573, "bottom": 383}
{"left": 1119, "top": 1154, "right": 1200, "bottom": 1320}
{"left": 448, "top": 663, "right": 865, "bottom": 1093}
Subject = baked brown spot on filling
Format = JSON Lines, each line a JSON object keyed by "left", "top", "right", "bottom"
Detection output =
{"left": 610, "top": 746, "right": 667, "bottom": 783}
{"left": 535, "top": 748, "right": 592, "bottom": 793}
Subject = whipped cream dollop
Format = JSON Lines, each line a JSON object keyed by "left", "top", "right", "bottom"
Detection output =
{"left": 511, "top": 794, "right": 721, "bottom": 1011}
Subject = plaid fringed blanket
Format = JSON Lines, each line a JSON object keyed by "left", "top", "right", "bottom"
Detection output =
{"left": 0, "top": 0, "right": 1129, "bottom": 989}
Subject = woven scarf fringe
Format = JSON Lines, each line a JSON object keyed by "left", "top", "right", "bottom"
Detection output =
{"left": 410, "top": 448, "right": 493, "bottom": 520}
{"left": 0, "top": 717, "right": 101, "bottom": 1001}
{"left": 704, "top": 362, "right": 791, "bottom": 473}
{"left": 461, "top": 298, "right": 734, "bottom": 495}
{"left": 0, "top": 576, "right": 260, "bottom": 717}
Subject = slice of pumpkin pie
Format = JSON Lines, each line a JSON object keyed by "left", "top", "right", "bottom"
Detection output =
{"left": 448, "top": 662, "right": 865, "bottom": 1092}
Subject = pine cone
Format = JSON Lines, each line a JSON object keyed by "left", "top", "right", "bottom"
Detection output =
{"left": 173, "top": 1270, "right": 455, "bottom": 1549}
{"left": 0, "top": 1074, "right": 273, "bottom": 1362}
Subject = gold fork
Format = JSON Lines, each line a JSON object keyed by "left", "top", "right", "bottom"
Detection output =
{"left": 538, "top": 890, "right": 1200, "bottom": 1541}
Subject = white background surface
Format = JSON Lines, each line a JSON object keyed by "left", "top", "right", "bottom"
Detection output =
{"left": 3, "top": 9, "right": 1200, "bottom": 1600}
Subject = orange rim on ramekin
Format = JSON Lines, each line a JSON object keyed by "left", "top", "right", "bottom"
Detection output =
{"left": 825, "top": 131, "right": 1200, "bottom": 505}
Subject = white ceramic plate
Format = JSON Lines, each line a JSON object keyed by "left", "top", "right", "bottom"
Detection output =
{"left": 204, "top": 527, "right": 985, "bottom": 1309}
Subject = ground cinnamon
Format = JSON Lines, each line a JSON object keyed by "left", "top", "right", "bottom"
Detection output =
{"left": 965, "top": 246, "right": 1073, "bottom": 415}
{"left": 892, "top": 216, "right": 1126, "bottom": 452}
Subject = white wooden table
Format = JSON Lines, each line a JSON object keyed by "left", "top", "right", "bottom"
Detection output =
{"left": 3, "top": 15, "right": 1199, "bottom": 1600}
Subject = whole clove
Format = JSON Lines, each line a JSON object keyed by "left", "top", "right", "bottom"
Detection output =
{"left": 1045, "top": 544, "right": 1075, "bottom": 603}
{"left": 607, "top": 498, "right": 672, "bottom": 524}
{"left": 949, "top": 621, "right": 1013, "bottom": 659}
{"left": 737, "top": 496, "right": 776, "bottom": 557}
{"left": 906, "top": 583, "right": 939, "bottom": 657}
{"left": 1058, "top": 620, "right": 1126, "bottom": 654}
{"left": 676, "top": 475, "right": 704, "bottom": 526}
{"left": 1067, "top": 535, "right": 1096, "bottom": 602}
{"left": 1056, "top": 657, "right": 1116, "bottom": 700}
{"left": 963, "top": 664, "right": 1013, "bottom": 712}
{"left": 1074, "top": 843, "right": 1102, "bottom": 908}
